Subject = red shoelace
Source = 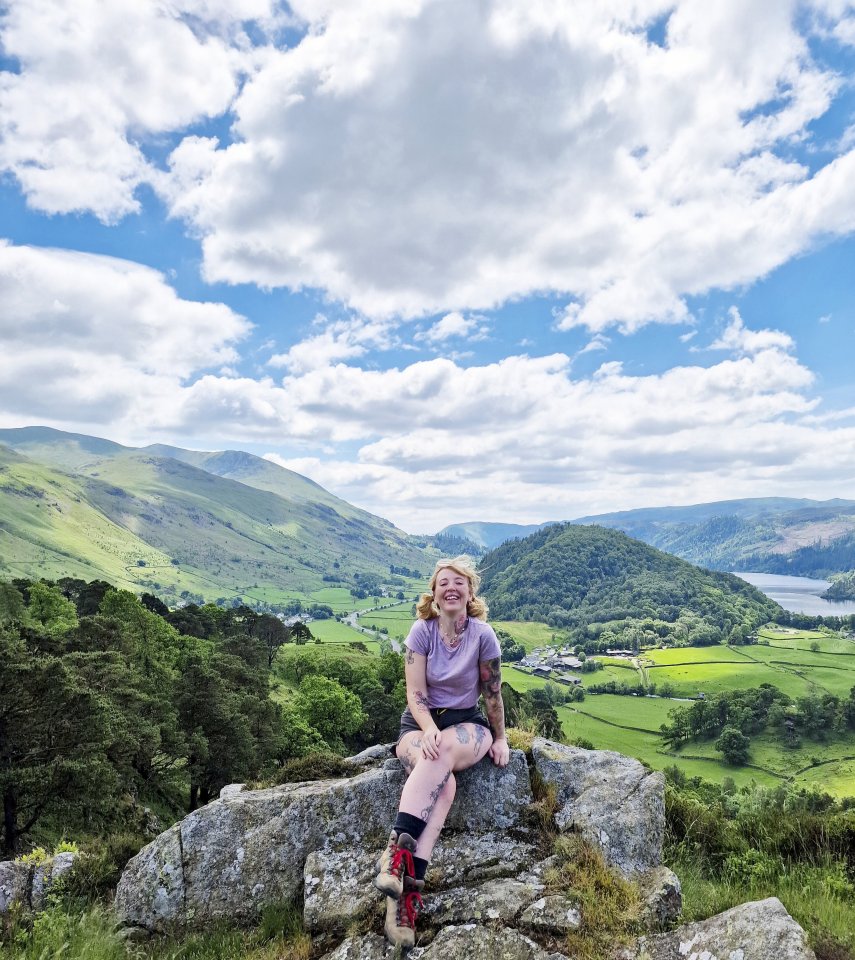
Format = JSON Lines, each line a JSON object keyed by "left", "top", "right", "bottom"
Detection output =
{"left": 398, "top": 890, "right": 424, "bottom": 929}
{"left": 389, "top": 846, "right": 415, "bottom": 879}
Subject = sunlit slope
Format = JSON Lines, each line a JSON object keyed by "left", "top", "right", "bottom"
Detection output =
{"left": 0, "top": 445, "right": 211, "bottom": 593}
{"left": 0, "top": 428, "right": 432, "bottom": 600}
{"left": 144, "top": 445, "right": 372, "bottom": 522}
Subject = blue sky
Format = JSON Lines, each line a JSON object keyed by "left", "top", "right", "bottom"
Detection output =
{"left": 1, "top": 1, "right": 854, "bottom": 533}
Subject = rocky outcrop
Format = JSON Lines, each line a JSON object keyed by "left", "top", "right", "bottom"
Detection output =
{"left": 112, "top": 740, "right": 814, "bottom": 960}
{"left": 0, "top": 853, "right": 77, "bottom": 914}
{"left": 531, "top": 738, "right": 664, "bottom": 876}
{"left": 326, "top": 897, "right": 814, "bottom": 960}
{"left": 633, "top": 896, "right": 816, "bottom": 959}
{"left": 115, "top": 751, "right": 532, "bottom": 933}
{"left": 324, "top": 925, "right": 571, "bottom": 960}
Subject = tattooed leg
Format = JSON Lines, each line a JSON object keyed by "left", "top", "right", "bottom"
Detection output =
{"left": 395, "top": 724, "right": 493, "bottom": 859}
{"left": 454, "top": 724, "right": 471, "bottom": 745}
{"left": 420, "top": 770, "right": 451, "bottom": 821}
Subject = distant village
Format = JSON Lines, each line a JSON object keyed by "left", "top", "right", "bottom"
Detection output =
{"left": 512, "top": 644, "right": 635, "bottom": 685}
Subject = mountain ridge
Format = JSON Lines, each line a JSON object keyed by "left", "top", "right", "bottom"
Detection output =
{"left": 0, "top": 426, "right": 433, "bottom": 603}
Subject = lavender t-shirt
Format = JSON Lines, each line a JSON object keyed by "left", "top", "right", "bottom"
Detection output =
{"left": 405, "top": 618, "right": 501, "bottom": 709}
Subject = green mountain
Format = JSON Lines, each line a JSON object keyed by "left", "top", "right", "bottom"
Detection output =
{"left": 478, "top": 523, "right": 780, "bottom": 645}
{"left": 0, "top": 427, "right": 433, "bottom": 604}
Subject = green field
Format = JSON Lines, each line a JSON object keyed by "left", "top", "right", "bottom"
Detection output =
{"left": 644, "top": 646, "right": 749, "bottom": 666}
{"left": 555, "top": 706, "right": 781, "bottom": 789}
{"left": 500, "top": 626, "right": 855, "bottom": 796}
{"left": 358, "top": 602, "right": 414, "bottom": 640}
{"left": 647, "top": 659, "right": 814, "bottom": 698}
{"left": 493, "top": 620, "right": 569, "bottom": 652}
{"left": 307, "top": 618, "right": 380, "bottom": 649}
{"left": 576, "top": 693, "right": 678, "bottom": 731}
{"left": 794, "top": 758, "right": 855, "bottom": 797}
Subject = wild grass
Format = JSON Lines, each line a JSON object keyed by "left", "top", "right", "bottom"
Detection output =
{"left": 674, "top": 855, "right": 855, "bottom": 959}
{"left": 3, "top": 903, "right": 312, "bottom": 960}
{"left": 543, "top": 835, "right": 641, "bottom": 960}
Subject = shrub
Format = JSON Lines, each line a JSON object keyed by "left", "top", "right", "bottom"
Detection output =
{"left": 271, "top": 751, "right": 353, "bottom": 785}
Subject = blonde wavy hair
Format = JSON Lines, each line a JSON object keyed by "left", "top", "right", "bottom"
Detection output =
{"left": 416, "top": 555, "right": 488, "bottom": 621}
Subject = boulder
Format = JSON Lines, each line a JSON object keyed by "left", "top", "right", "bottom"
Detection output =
{"left": 634, "top": 897, "right": 815, "bottom": 960}
{"left": 519, "top": 894, "right": 582, "bottom": 933}
{"left": 116, "top": 750, "right": 531, "bottom": 932}
{"left": 637, "top": 866, "right": 682, "bottom": 931}
{"left": 346, "top": 744, "right": 394, "bottom": 767}
{"left": 323, "top": 925, "right": 571, "bottom": 960}
{"left": 31, "top": 852, "right": 77, "bottom": 911}
{"left": 303, "top": 848, "right": 377, "bottom": 933}
{"left": 0, "top": 853, "right": 79, "bottom": 915}
{"left": 413, "top": 924, "right": 571, "bottom": 960}
{"left": 302, "top": 831, "right": 541, "bottom": 935}
{"left": 422, "top": 877, "right": 542, "bottom": 929}
{"left": 425, "top": 831, "right": 539, "bottom": 889}
{"left": 0, "top": 859, "right": 30, "bottom": 913}
{"left": 323, "top": 933, "right": 396, "bottom": 960}
{"left": 531, "top": 738, "right": 664, "bottom": 875}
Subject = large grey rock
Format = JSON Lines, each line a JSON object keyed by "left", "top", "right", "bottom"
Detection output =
{"left": 117, "top": 751, "right": 531, "bottom": 932}
{"left": 412, "top": 924, "right": 570, "bottom": 960}
{"left": 0, "top": 853, "right": 79, "bottom": 916}
{"left": 519, "top": 894, "right": 582, "bottom": 933}
{"left": 638, "top": 866, "right": 682, "bottom": 931}
{"left": 115, "top": 824, "right": 184, "bottom": 931}
{"left": 323, "top": 933, "right": 396, "bottom": 960}
{"left": 532, "top": 738, "right": 664, "bottom": 875}
{"left": 634, "top": 897, "right": 815, "bottom": 960}
{"left": 0, "top": 859, "right": 30, "bottom": 913}
{"left": 346, "top": 744, "right": 393, "bottom": 767}
{"left": 426, "top": 831, "right": 539, "bottom": 889}
{"left": 302, "top": 831, "right": 540, "bottom": 934}
{"left": 423, "top": 878, "right": 542, "bottom": 929}
{"left": 303, "top": 848, "right": 377, "bottom": 933}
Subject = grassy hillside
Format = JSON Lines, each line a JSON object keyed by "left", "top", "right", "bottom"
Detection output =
{"left": 479, "top": 522, "right": 780, "bottom": 645}
{"left": 0, "top": 427, "right": 434, "bottom": 604}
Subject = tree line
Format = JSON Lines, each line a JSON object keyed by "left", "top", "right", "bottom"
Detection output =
{"left": 660, "top": 684, "right": 855, "bottom": 764}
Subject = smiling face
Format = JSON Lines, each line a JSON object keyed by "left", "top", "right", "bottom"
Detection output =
{"left": 433, "top": 566, "right": 471, "bottom": 617}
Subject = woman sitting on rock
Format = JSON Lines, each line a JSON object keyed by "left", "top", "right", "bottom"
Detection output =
{"left": 374, "top": 555, "right": 510, "bottom": 946}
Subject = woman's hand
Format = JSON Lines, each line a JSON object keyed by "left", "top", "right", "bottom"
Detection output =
{"left": 421, "top": 724, "right": 442, "bottom": 760}
{"left": 489, "top": 736, "right": 510, "bottom": 768}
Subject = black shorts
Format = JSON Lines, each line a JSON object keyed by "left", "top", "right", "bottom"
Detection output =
{"left": 396, "top": 705, "right": 492, "bottom": 745}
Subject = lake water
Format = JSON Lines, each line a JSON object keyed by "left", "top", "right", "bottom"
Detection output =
{"left": 733, "top": 571, "right": 855, "bottom": 616}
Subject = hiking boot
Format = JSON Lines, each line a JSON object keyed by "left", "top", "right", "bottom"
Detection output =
{"left": 384, "top": 878, "right": 424, "bottom": 948}
{"left": 374, "top": 829, "right": 416, "bottom": 898}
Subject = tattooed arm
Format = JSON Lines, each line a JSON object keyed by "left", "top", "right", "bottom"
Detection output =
{"left": 404, "top": 647, "right": 441, "bottom": 759}
{"left": 479, "top": 657, "right": 510, "bottom": 767}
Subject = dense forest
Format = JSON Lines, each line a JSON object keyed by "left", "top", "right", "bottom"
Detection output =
{"left": 478, "top": 523, "right": 780, "bottom": 648}
{"left": 823, "top": 570, "right": 855, "bottom": 601}
{"left": 0, "top": 576, "right": 409, "bottom": 856}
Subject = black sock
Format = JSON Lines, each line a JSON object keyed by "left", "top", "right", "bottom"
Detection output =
{"left": 412, "top": 856, "right": 429, "bottom": 881}
{"left": 393, "top": 811, "right": 427, "bottom": 840}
